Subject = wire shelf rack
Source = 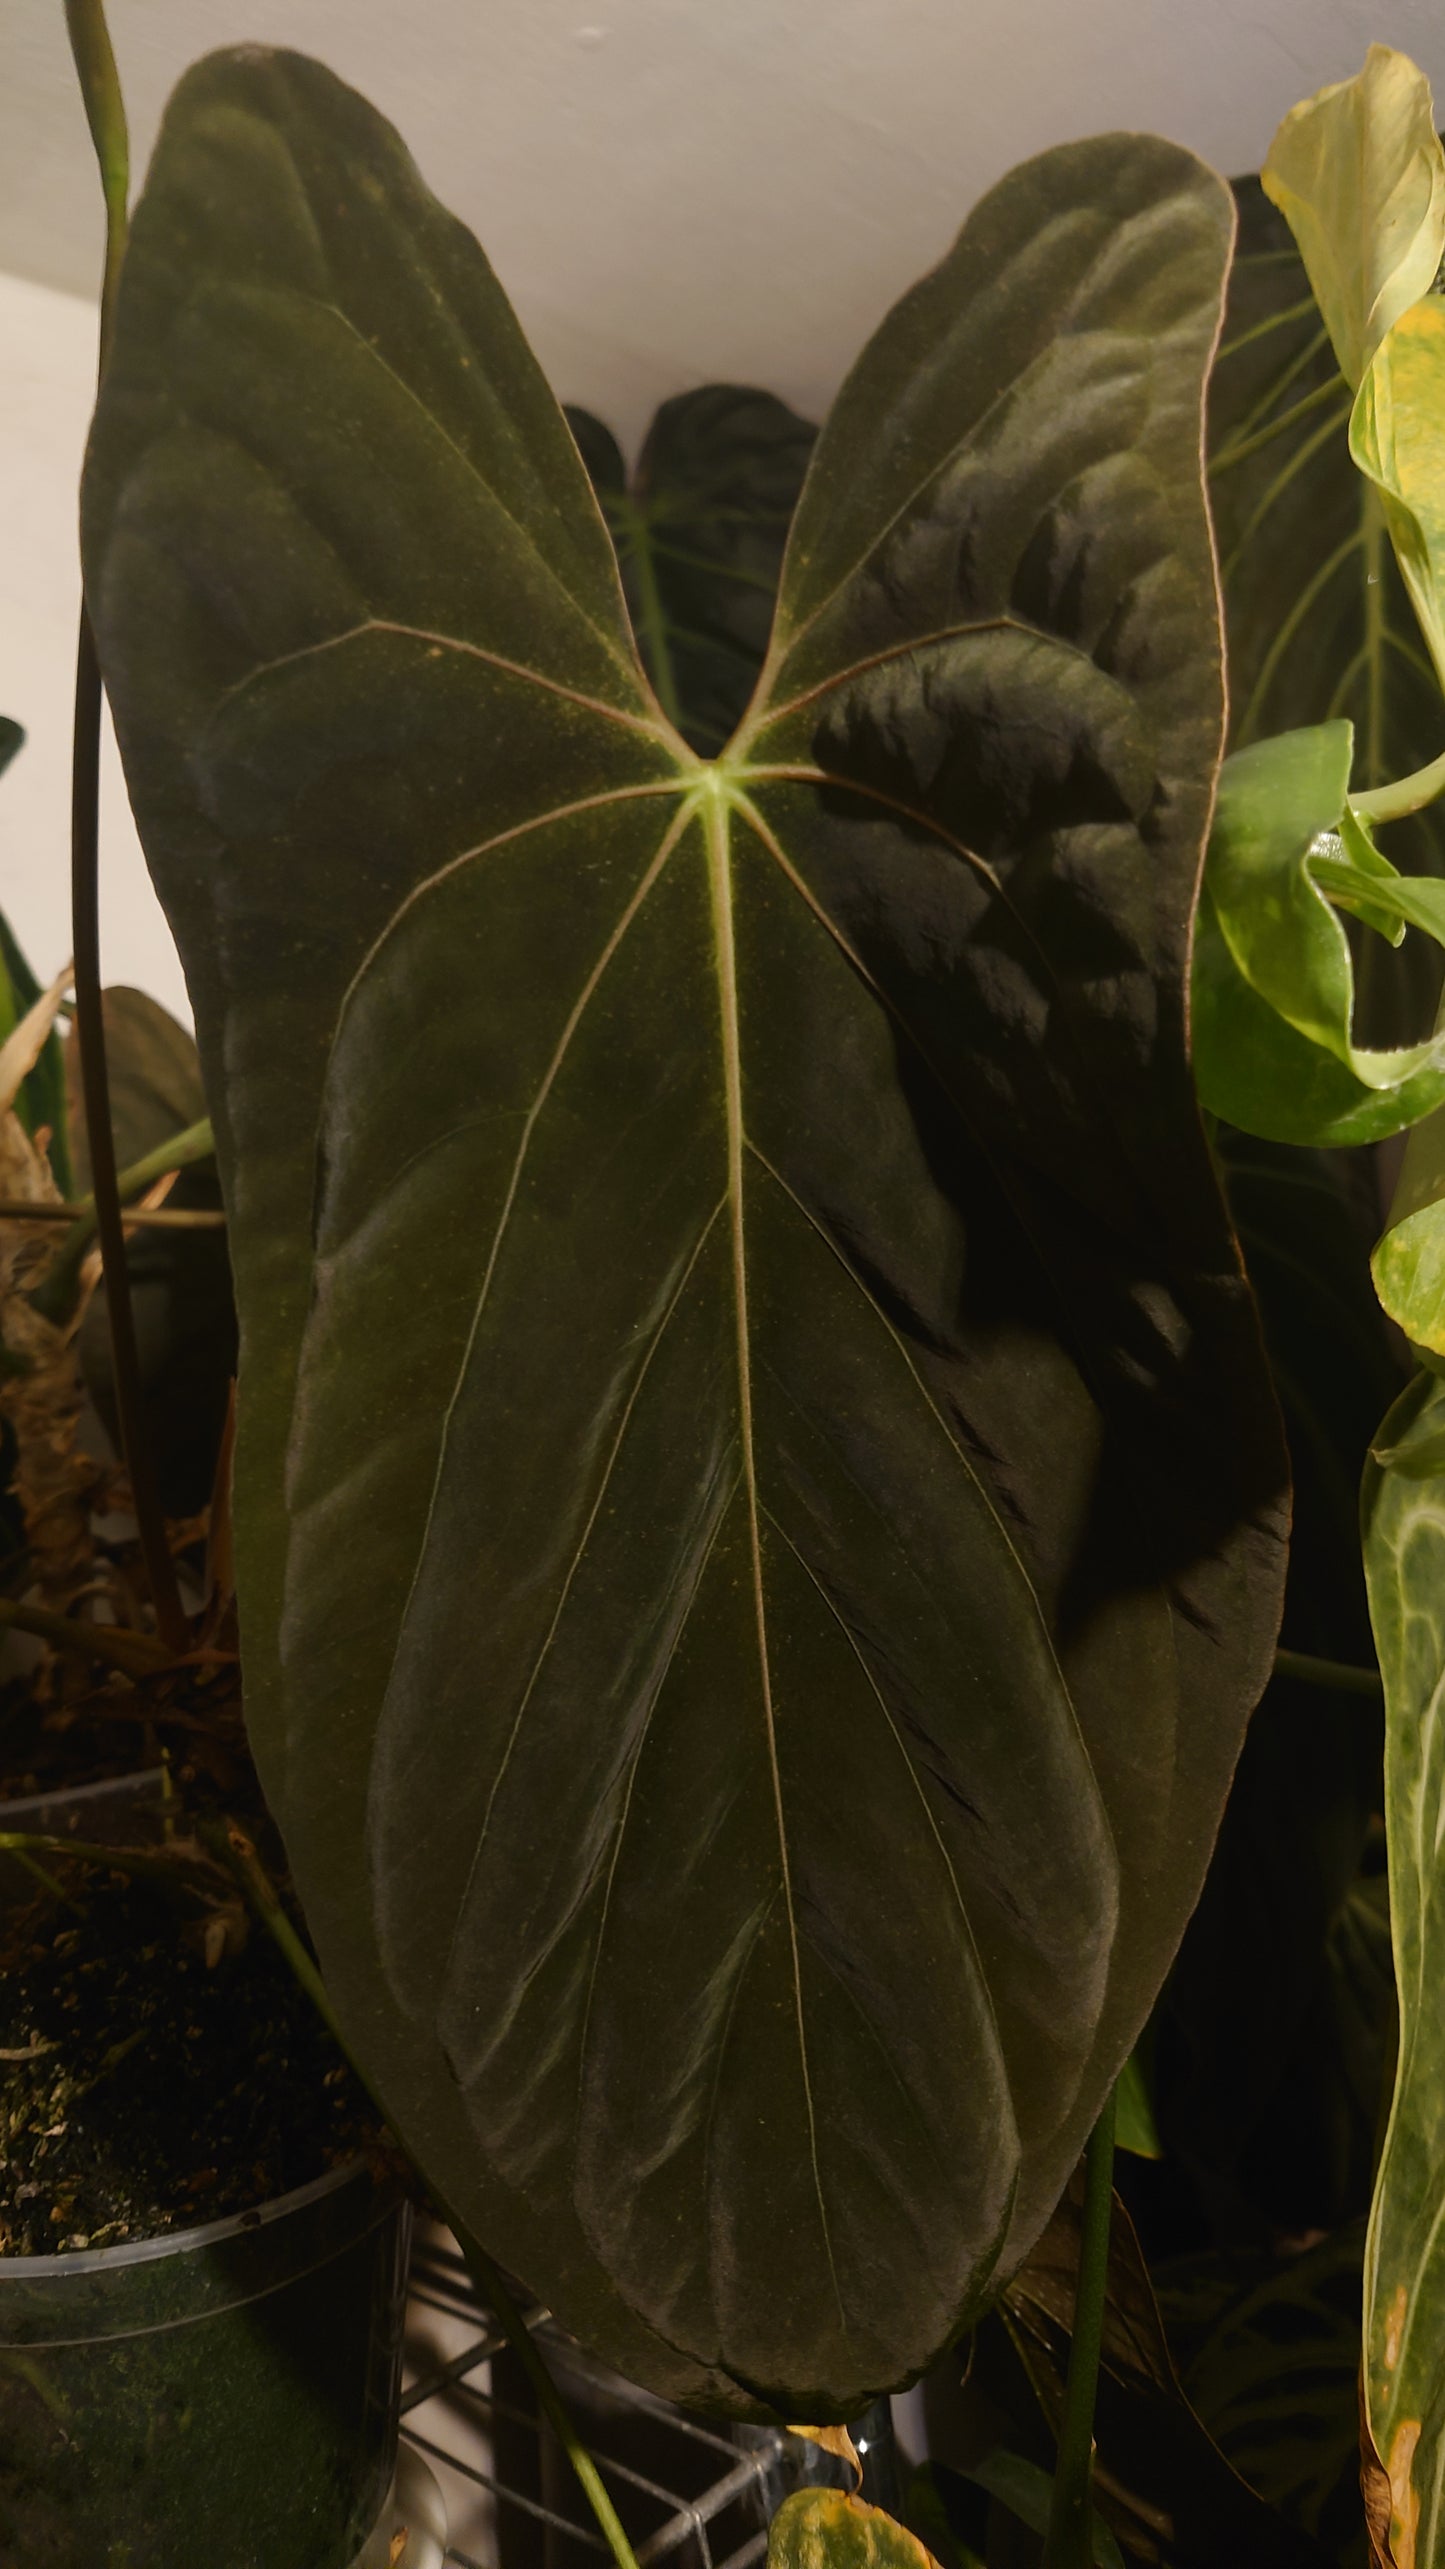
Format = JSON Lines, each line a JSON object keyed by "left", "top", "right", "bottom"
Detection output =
{"left": 401, "top": 2230, "right": 806, "bottom": 2569}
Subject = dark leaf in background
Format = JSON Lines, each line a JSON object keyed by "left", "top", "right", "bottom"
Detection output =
{"left": 84, "top": 48, "right": 1286, "bottom": 2410}
{"left": 1002, "top": 2182, "right": 1334, "bottom": 2565}
{"left": 567, "top": 386, "right": 816, "bottom": 755}
{"left": 1138, "top": 1135, "right": 1398, "bottom": 2253}
{"left": 67, "top": 988, "right": 234, "bottom": 1518}
{"left": 64, "top": 984, "right": 206, "bottom": 1190}
{"left": 1209, "top": 178, "right": 1445, "bottom": 1049}
{"left": 1154, "top": 2225, "right": 1368, "bottom": 2568}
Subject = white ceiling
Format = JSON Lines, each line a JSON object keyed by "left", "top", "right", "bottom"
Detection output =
{"left": 6, "top": 0, "right": 1445, "bottom": 455}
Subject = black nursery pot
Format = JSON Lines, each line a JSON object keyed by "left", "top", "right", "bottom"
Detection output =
{"left": 0, "top": 2160, "right": 411, "bottom": 2568}
{"left": 0, "top": 1778, "right": 412, "bottom": 2568}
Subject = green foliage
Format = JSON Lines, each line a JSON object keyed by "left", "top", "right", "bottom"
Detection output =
{"left": 566, "top": 388, "right": 815, "bottom": 754}
{"left": 82, "top": 46, "right": 1287, "bottom": 2411}
{"left": 1207, "top": 178, "right": 1445, "bottom": 1049}
{"left": 1260, "top": 43, "right": 1445, "bottom": 394}
{"left": 1193, "top": 724, "right": 1445, "bottom": 1143}
{"left": 1372, "top": 1099, "right": 1445, "bottom": 1354}
{"left": 1353, "top": 296, "right": 1445, "bottom": 704}
{"left": 1362, "top": 1374, "right": 1445, "bottom": 2568}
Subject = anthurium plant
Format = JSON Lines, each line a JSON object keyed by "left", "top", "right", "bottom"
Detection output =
{"left": 57, "top": 10, "right": 1445, "bottom": 2566}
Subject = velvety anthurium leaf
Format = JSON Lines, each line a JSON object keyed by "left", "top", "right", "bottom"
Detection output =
{"left": 1193, "top": 723, "right": 1445, "bottom": 1143}
{"left": 567, "top": 387, "right": 816, "bottom": 756}
{"left": 768, "top": 2489, "right": 943, "bottom": 2569}
{"left": 1362, "top": 1376, "right": 1445, "bottom": 2569}
{"left": 1207, "top": 181, "right": 1445, "bottom": 1049}
{"left": 1261, "top": 45, "right": 1445, "bottom": 393}
{"left": 83, "top": 47, "right": 1287, "bottom": 2414}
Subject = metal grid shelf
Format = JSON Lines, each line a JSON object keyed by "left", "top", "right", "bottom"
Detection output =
{"left": 401, "top": 2232, "right": 800, "bottom": 2569}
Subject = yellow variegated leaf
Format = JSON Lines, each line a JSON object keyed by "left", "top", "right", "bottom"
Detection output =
{"left": 1263, "top": 44, "right": 1445, "bottom": 390}
{"left": 1372, "top": 1093, "right": 1445, "bottom": 1357}
{"left": 1352, "top": 298, "right": 1445, "bottom": 691}
{"left": 768, "top": 2489, "right": 942, "bottom": 2569}
{"left": 787, "top": 2428, "right": 863, "bottom": 2486}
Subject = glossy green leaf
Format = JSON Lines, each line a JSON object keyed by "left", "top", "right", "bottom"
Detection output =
{"left": 1363, "top": 1371, "right": 1445, "bottom": 2566}
{"left": 1372, "top": 1089, "right": 1445, "bottom": 1356}
{"left": 83, "top": 48, "right": 1287, "bottom": 2412}
{"left": 1192, "top": 724, "right": 1445, "bottom": 1143}
{"left": 1353, "top": 296, "right": 1445, "bottom": 695}
{"left": 768, "top": 2488, "right": 942, "bottom": 2569}
{"left": 1207, "top": 180, "right": 1445, "bottom": 1049}
{"left": 1261, "top": 45, "right": 1445, "bottom": 392}
{"left": 1112, "top": 2052, "right": 1162, "bottom": 2161}
{"left": 567, "top": 387, "right": 815, "bottom": 755}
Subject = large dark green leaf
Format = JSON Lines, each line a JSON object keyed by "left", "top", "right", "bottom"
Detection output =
{"left": 83, "top": 49, "right": 1286, "bottom": 2413}
{"left": 566, "top": 387, "right": 816, "bottom": 756}
{"left": 1209, "top": 177, "right": 1445, "bottom": 1047}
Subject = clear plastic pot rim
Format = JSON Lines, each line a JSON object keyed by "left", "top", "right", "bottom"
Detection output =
{"left": 0, "top": 2150, "right": 369, "bottom": 2279}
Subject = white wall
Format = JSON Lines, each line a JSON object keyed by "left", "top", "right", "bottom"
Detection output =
{"left": 0, "top": 270, "right": 188, "bottom": 1019}
{"left": 6, "top": 0, "right": 1445, "bottom": 1015}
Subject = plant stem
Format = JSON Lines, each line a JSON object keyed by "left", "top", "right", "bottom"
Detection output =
{"left": 63, "top": 0, "right": 186, "bottom": 1656}
{"left": 0, "top": 1595, "right": 172, "bottom": 1676}
{"left": 1351, "top": 744, "right": 1445, "bottom": 827}
{"left": 0, "top": 1201, "right": 221, "bottom": 1229}
{"left": 206, "top": 1819, "right": 644, "bottom": 2569}
{"left": 455, "top": 2225, "right": 645, "bottom": 2569}
{"left": 1274, "top": 1645, "right": 1383, "bottom": 1698}
{"left": 0, "top": 1830, "right": 219, "bottom": 1895}
{"left": 1042, "top": 2087, "right": 1116, "bottom": 2569}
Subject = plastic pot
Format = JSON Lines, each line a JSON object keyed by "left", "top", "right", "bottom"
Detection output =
{"left": 0, "top": 1773, "right": 413, "bottom": 2566}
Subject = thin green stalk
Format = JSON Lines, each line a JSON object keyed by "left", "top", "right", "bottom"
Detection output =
{"left": 205, "top": 1820, "right": 643, "bottom": 2569}
{"left": 1274, "top": 1645, "right": 1383, "bottom": 1698}
{"left": 64, "top": 0, "right": 128, "bottom": 357}
{"left": 1351, "top": 743, "right": 1445, "bottom": 827}
{"left": 1042, "top": 2087, "right": 1116, "bottom": 2569}
{"left": 64, "top": 0, "right": 186, "bottom": 1654}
